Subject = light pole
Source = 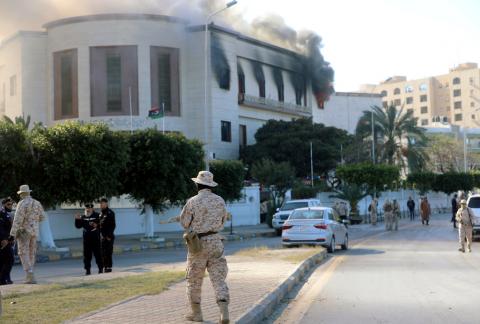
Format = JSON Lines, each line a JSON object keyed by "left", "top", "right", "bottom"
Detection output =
{"left": 464, "top": 128, "right": 468, "bottom": 172}
{"left": 204, "top": 0, "right": 238, "bottom": 170}
{"left": 371, "top": 106, "right": 375, "bottom": 163}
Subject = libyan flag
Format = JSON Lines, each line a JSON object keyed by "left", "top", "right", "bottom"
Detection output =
{"left": 148, "top": 107, "right": 164, "bottom": 119}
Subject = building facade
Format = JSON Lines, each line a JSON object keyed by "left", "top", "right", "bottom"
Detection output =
{"left": 361, "top": 63, "right": 480, "bottom": 128}
{"left": 0, "top": 13, "right": 320, "bottom": 161}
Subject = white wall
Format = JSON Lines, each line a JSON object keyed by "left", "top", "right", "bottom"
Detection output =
{"left": 49, "top": 186, "right": 260, "bottom": 240}
{"left": 0, "top": 35, "right": 23, "bottom": 119}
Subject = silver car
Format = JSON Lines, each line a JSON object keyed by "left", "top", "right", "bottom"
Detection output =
{"left": 281, "top": 207, "right": 348, "bottom": 253}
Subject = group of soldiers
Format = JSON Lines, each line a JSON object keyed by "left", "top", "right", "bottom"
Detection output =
{"left": 74, "top": 198, "right": 116, "bottom": 275}
{"left": 381, "top": 199, "right": 401, "bottom": 231}
{"left": 368, "top": 196, "right": 432, "bottom": 229}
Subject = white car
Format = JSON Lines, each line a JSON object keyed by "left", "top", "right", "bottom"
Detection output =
{"left": 281, "top": 207, "right": 348, "bottom": 253}
{"left": 272, "top": 199, "right": 321, "bottom": 235}
{"left": 466, "top": 195, "right": 480, "bottom": 239}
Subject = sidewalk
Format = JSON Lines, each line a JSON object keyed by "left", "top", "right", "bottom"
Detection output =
{"left": 67, "top": 247, "right": 326, "bottom": 324}
{"left": 36, "top": 224, "right": 276, "bottom": 263}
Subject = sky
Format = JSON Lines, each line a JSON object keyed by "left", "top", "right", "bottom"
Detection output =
{"left": 0, "top": 0, "right": 479, "bottom": 91}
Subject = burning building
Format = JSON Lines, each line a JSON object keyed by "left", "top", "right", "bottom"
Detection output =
{"left": 0, "top": 13, "right": 334, "bottom": 160}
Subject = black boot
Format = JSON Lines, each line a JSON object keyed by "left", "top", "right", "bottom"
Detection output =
{"left": 98, "top": 268, "right": 103, "bottom": 274}
{"left": 85, "top": 269, "right": 91, "bottom": 276}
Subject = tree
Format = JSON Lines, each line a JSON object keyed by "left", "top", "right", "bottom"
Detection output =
{"left": 336, "top": 163, "right": 400, "bottom": 193}
{"left": 425, "top": 134, "right": 480, "bottom": 172}
{"left": 407, "top": 172, "right": 436, "bottom": 195}
{"left": 355, "top": 104, "right": 428, "bottom": 172}
{"left": 251, "top": 159, "right": 296, "bottom": 226}
{"left": 209, "top": 160, "right": 246, "bottom": 202}
{"left": 242, "top": 118, "right": 352, "bottom": 177}
{"left": 329, "top": 184, "right": 369, "bottom": 220}
{"left": 122, "top": 130, "right": 204, "bottom": 237}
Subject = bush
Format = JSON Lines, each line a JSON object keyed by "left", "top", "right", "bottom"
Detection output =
{"left": 336, "top": 163, "right": 399, "bottom": 191}
{"left": 210, "top": 160, "right": 246, "bottom": 202}
{"left": 291, "top": 183, "right": 319, "bottom": 199}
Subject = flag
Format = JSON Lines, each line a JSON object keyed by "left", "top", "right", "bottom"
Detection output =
{"left": 148, "top": 107, "right": 163, "bottom": 119}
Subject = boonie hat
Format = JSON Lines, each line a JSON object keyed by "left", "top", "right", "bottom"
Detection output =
{"left": 191, "top": 171, "right": 218, "bottom": 187}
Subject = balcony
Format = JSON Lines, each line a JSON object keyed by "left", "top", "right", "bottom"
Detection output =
{"left": 238, "top": 93, "right": 311, "bottom": 117}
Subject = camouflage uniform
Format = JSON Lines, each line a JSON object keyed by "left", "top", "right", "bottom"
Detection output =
{"left": 180, "top": 188, "right": 229, "bottom": 305}
{"left": 10, "top": 196, "right": 44, "bottom": 272}
{"left": 392, "top": 200, "right": 400, "bottom": 231}
{"left": 456, "top": 206, "right": 474, "bottom": 252}
{"left": 383, "top": 200, "right": 393, "bottom": 231}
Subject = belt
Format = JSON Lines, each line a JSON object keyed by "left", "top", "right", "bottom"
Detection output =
{"left": 197, "top": 231, "right": 218, "bottom": 238}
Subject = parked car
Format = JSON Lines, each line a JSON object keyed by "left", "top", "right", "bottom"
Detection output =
{"left": 466, "top": 195, "right": 480, "bottom": 239}
{"left": 281, "top": 207, "right": 348, "bottom": 253}
{"left": 272, "top": 199, "right": 321, "bottom": 235}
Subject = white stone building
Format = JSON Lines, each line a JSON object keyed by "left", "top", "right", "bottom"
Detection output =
{"left": 0, "top": 13, "right": 320, "bottom": 161}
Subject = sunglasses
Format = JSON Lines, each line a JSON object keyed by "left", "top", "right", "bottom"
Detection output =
{"left": 85, "top": 205, "right": 94, "bottom": 209}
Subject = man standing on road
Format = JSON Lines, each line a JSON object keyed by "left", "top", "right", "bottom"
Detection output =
{"left": 392, "top": 199, "right": 400, "bottom": 231}
{"left": 383, "top": 199, "right": 393, "bottom": 231}
{"left": 75, "top": 203, "right": 103, "bottom": 275}
{"left": 455, "top": 199, "right": 474, "bottom": 253}
{"left": 9, "top": 185, "right": 45, "bottom": 284}
{"left": 0, "top": 198, "right": 14, "bottom": 284}
{"left": 420, "top": 197, "right": 431, "bottom": 226}
{"left": 407, "top": 196, "right": 415, "bottom": 221}
{"left": 451, "top": 194, "right": 459, "bottom": 229}
{"left": 99, "top": 198, "right": 115, "bottom": 273}
{"left": 369, "top": 198, "right": 378, "bottom": 225}
{"left": 337, "top": 201, "right": 348, "bottom": 223}
{"left": 180, "top": 171, "right": 230, "bottom": 323}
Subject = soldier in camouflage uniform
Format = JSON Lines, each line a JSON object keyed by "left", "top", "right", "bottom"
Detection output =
{"left": 9, "top": 185, "right": 45, "bottom": 284}
{"left": 167, "top": 171, "right": 230, "bottom": 323}
{"left": 383, "top": 199, "right": 394, "bottom": 231}
{"left": 392, "top": 199, "right": 400, "bottom": 231}
{"left": 456, "top": 199, "right": 474, "bottom": 253}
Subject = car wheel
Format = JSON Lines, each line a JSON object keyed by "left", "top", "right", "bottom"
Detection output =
{"left": 327, "top": 236, "right": 335, "bottom": 253}
{"left": 275, "top": 228, "right": 282, "bottom": 236}
{"left": 341, "top": 234, "right": 348, "bottom": 250}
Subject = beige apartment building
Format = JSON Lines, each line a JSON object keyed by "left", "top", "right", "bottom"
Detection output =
{"left": 361, "top": 63, "right": 480, "bottom": 128}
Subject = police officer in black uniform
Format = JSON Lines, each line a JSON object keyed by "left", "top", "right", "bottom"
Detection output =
{"left": 0, "top": 198, "right": 14, "bottom": 284}
{"left": 75, "top": 203, "right": 103, "bottom": 275}
{"left": 99, "top": 198, "right": 116, "bottom": 273}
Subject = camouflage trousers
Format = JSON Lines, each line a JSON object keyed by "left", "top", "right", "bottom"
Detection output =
{"left": 186, "top": 237, "right": 229, "bottom": 304}
{"left": 385, "top": 212, "right": 393, "bottom": 230}
{"left": 17, "top": 235, "right": 37, "bottom": 272}
{"left": 370, "top": 212, "right": 377, "bottom": 225}
{"left": 458, "top": 225, "right": 473, "bottom": 251}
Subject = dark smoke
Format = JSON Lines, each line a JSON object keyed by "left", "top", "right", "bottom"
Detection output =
{"left": 272, "top": 67, "right": 284, "bottom": 102}
{"left": 210, "top": 32, "right": 230, "bottom": 90}
{"left": 250, "top": 60, "right": 265, "bottom": 98}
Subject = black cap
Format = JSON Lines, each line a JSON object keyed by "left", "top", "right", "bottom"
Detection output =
{"left": 85, "top": 203, "right": 94, "bottom": 208}
{"left": 99, "top": 197, "right": 108, "bottom": 203}
{"left": 2, "top": 197, "right": 13, "bottom": 205}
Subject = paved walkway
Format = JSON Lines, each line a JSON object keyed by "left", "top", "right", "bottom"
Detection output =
{"left": 68, "top": 253, "right": 304, "bottom": 323}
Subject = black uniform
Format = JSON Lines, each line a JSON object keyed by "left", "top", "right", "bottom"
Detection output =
{"left": 75, "top": 212, "right": 103, "bottom": 273}
{"left": 99, "top": 208, "right": 116, "bottom": 272}
{"left": 451, "top": 198, "right": 459, "bottom": 229}
{"left": 0, "top": 208, "right": 14, "bottom": 284}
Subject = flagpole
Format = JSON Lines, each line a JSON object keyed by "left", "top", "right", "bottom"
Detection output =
{"left": 162, "top": 102, "right": 165, "bottom": 134}
{"left": 129, "top": 86, "right": 133, "bottom": 134}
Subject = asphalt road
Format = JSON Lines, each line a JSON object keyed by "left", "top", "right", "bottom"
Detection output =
{"left": 272, "top": 214, "right": 479, "bottom": 324}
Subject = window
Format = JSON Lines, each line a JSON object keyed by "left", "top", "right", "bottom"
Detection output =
{"left": 455, "top": 113, "right": 463, "bottom": 121}
{"left": 470, "top": 77, "right": 474, "bottom": 84}
{"left": 90, "top": 46, "right": 138, "bottom": 117}
{"left": 292, "top": 73, "right": 305, "bottom": 106}
{"left": 238, "top": 63, "right": 245, "bottom": 104}
{"left": 239, "top": 124, "right": 247, "bottom": 148}
{"left": 421, "top": 119, "right": 428, "bottom": 126}
{"left": 453, "top": 77, "right": 461, "bottom": 85}
{"left": 9, "top": 75, "right": 16, "bottom": 96}
{"left": 405, "top": 85, "right": 413, "bottom": 93}
{"left": 394, "top": 99, "right": 401, "bottom": 106}
{"left": 454, "top": 101, "right": 462, "bottom": 109}
{"left": 406, "top": 97, "right": 413, "bottom": 104}
{"left": 472, "top": 114, "right": 476, "bottom": 120}
{"left": 394, "top": 88, "right": 401, "bottom": 95}
{"left": 420, "top": 95, "right": 427, "bottom": 102}
{"left": 471, "top": 102, "right": 475, "bottom": 108}
{"left": 407, "top": 108, "right": 414, "bottom": 114}
{"left": 380, "top": 90, "right": 387, "bottom": 97}
{"left": 54, "top": 49, "right": 78, "bottom": 119}
{"left": 421, "top": 106, "right": 428, "bottom": 114}
{"left": 221, "top": 121, "right": 231, "bottom": 142}
{"left": 382, "top": 101, "right": 388, "bottom": 108}
{"left": 443, "top": 116, "right": 449, "bottom": 123}
{"left": 453, "top": 89, "right": 461, "bottom": 97}
{"left": 419, "top": 83, "right": 428, "bottom": 92}
{"left": 150, "top": 46, "right": 180, "bottom": 116}
{"left": 272, "top": 68, "right": 284, "bottom": 102}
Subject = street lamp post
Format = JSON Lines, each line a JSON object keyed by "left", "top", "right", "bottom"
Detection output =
{"left": 204, "top": 0, "right": 238, "bottom": 170}
{"left": 371, "top": 107, "right": 375, "bottom": 163}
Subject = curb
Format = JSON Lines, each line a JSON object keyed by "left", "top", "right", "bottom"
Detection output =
{"left": 34, "top": 230, "right": 277, "bottom": 264}
{"left": 235, "top": 248, "right": 328, "bottom": 324}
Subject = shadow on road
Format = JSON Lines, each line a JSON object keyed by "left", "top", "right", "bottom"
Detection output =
{"left": 337, "top": 248, "right": 385, "bottom": 256}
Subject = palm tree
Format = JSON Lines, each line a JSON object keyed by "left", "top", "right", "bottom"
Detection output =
{"left": 329, "top": 184, "right": 369, "bottom": 222}
{"left": 355, "top": 104, "right": 428, "bottom": 172}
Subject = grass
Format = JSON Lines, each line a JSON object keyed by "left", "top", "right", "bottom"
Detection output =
{"left": 1, "top": 271, "right": 185, "bottom": 324}
{"left": 234, "top": 245, "right": 321, "bottom": 263}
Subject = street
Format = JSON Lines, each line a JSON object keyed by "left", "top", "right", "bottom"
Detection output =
{"left": 271, "top": 214, "right": 479, "bottom": 324}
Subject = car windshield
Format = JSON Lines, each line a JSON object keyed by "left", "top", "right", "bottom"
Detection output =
{"left": 468, "top": 197, "right": 480, "bottom": 208}
{"left": 280, "top": 202, "right": 309, "bottom": 211}
{"left": 290, "top": 209, "right": 324, "bottom": 220}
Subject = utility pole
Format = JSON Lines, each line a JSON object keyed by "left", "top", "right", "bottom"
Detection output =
{"left": 310, "top": 141, "right": 314, "bottom": 188}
